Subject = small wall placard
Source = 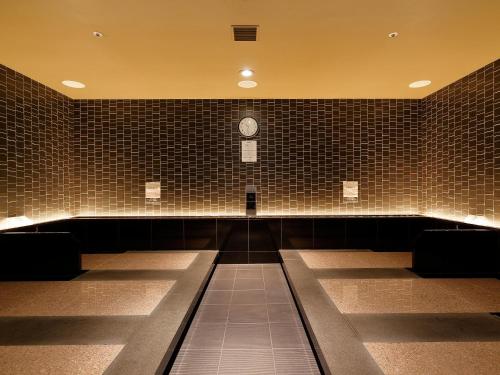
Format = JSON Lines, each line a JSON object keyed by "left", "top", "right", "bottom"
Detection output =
{"left": 343, "top": 181, "right": 358, "bottom": 202}
{"left": 145, "top": 181, "right": 161, "bottom": 204}
{"left": 242, "top": 140, "right": 257, "bottom": 162}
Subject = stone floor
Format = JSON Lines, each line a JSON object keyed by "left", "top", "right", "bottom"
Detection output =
{"left": 4, "top": 249, "right": 498, "bottom": 374}
{"left": 0, "top": 280, "right": 175, "bottom": 316}
{"left": 365, "top": 341, "right": 500, "bottom": 375}
{"left": 170, "top": 264, "right": 320, "bottom": 375}
{"left": 0, "top": 251, "right": 216, "bottom": 375}
{"left": 319, "top": 277, "right": 500, "bottom": 314}
{"left": 300, "top": 250, "right": 412, "bottom": 269}
{"left": 0, "top": 345, "right": 124, "bottom": 375}
{"left": 282, "top": 250, "right": 500, "bottom": 375}
{"left": 82, "top": 251, "right": 199, "bottom": 270}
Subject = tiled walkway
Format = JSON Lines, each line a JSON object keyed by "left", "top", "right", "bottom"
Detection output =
{"left": 171, "top": 264, "right": 320, "bottom": 375}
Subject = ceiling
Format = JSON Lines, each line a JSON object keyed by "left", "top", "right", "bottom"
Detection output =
{"left": 0, "top": 0, "right": 499, "bottom": 99}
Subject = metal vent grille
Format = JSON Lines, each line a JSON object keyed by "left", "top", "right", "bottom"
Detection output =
{"left": 232, "top": 25, "right": 258, "bottom": 41}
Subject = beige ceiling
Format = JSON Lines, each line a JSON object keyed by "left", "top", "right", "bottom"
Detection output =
{"left": 0, "top": 0, "right": 499, "bottom": 99}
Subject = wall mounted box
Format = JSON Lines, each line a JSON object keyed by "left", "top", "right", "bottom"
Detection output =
{"left": 246, "top": 186, "right": 257, "bottom": 216}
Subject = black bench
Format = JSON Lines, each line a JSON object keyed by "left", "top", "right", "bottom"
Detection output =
{"left": 0, "top": 232, "right": 81, "bottom": 280}
{"left": 413, "top": 229, "right": 499, "bottom": 277}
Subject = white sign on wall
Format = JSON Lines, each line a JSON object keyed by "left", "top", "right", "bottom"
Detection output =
{"left": 343, "top": 181, "right": 358, "bottom": 202}
{"left": 242, "top": 140, "right": 257, "bottom": 163}
{"left": 145, "top": 181, "right": 161, "bottom": 204}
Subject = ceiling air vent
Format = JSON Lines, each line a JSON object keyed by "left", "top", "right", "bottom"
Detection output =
{"left": 232, "top": 25, "right": 258, "bottom": 41}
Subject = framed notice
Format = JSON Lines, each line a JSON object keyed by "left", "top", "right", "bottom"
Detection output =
{"left": 242, "top": 140, "right": 257, "bottom": 162}
{"left": 343, "top": 181, "right": 358, "bottom": 202}
{"left": 145, "top": 181, "right": 161, "bottom": 204}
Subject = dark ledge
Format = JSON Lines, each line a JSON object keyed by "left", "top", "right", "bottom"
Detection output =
{"left": 280, "top": 250, "right": 383, "bottom": 375}
{"left": 102, "top": 251, "right": 217, "bottom": 375}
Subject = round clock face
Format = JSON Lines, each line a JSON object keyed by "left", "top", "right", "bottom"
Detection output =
{"left": 239, "top": 117, "right": 259, "bottom": 137}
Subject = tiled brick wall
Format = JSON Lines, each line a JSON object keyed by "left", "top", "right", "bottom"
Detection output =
{"left": 419, "top": 59, "right": 499, "bottom": 225}
{"left": 2, "top": 60, "right": 498, "bottom": 223}
{"left": 0, "top": 65, "right": 73, "bottom": 223}
{"left": 73, "top": 99, "right": 420, "bottom": 216}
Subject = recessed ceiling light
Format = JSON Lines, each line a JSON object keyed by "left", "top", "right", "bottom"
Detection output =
{"left": 62, "top": 80, "right": 86, "bottom": 89}
{"left": 238, "top": 80, "right": 258, "bottom": 88}
{"left": 409, "top": 80, "right": 431, "bottom": 88}
{"left": 388, "top": 32, "right": 399, "bottom": 38}
{"left": 92, "top": 31, "right": 104, "bottom": 38}
{"left": 240, "top": 69, "right": 254, "bottom": 77}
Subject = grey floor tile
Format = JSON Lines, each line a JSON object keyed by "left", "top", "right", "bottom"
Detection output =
{"left": 232, "top": 290, "right": 267, "bottom": 305}
{"left": 238, "top": 264, "right": 263, "bottom": 270}
{"left": 268, "top": 304, "right": 299, "bottom": 324}
{"left": 229, "top": 304, "right": 269, "bottom": 323}
{"left": 217, "top": 264, "right": 238, "bottom": 269}
{"left": 264, "top": 278, "right": 287, "bottom": 291}
{"left": 263, "top": 268, "right": 283, "bottom": 278}
{"left": 209, "top": 278, "right": 234, "bottom": 291}
{"left": 170, "top": 349, "right": 220, "bottom": 375}
{"left": 237, "top": 269, "right": 263, "bottom": 279}
{"left": 184, "top": 323, "right": 226, "bottom": 349}
{"left": 263, "top": 264, "right": 280, "bottom": 269}
{"left": 219, "top": 349, "right": 275, "bottom": 375}
{"left": 263, "top": 276, "right": 285, "bottom": 286}
{"left": 172, "top": 263, "right": 321, "bottom": 375}
{"left": 265, "top": 289, "right": 291, "bottom": 304}
{"left": 194, "top": 304, "right": 229, "bottom": 324}
{"left": 270, "top": 323, "right": 306, "bottom": 349}
{"left": 234, "top": 278, "right": 265, "bottom": 290}
{"left": 203, "top": 291, "right": 233, "bottom": 305}
{"left": 223, "top": 324, "right": 272, "bottom": 349}
{"left": 214, "top": 269, "right": 237, "bottom": 280}
{"left": 274, "top": 349, "right": 320, "bottom": 375}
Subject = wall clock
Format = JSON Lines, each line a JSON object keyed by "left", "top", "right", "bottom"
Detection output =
{"left": 238, "top": 117, "right": 259, "bottom": 137}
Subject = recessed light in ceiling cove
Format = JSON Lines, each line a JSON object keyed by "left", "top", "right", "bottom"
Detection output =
{"left": 92, "top": 31, "right": 104, "bottom": 38}
{"left": 240, "top": 69, "right": 254, "bottom": 77}
{"left": 238, "top": 80, "right": 258, "bottom": 88}
{"left": 62, "top": 80, "right": 86, "bottom": 88}
{"left": 409, "top": 80, "right": 431, "bottom": 88}
{"left": 388, "top": 32, "right": 399, "bottom": 38}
